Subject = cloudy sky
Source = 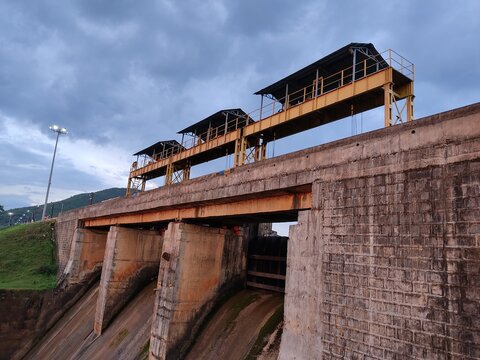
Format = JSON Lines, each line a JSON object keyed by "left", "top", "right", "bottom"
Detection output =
{"left": 1, "top": 0, "right": 479, "bottom": 212}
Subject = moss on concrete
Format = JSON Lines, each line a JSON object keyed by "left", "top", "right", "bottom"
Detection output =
{"left": 245, "top": 305, "right": 284, "bottom": 359}
{"left": 223, "top": 291, "right": 259, "bottom": 331}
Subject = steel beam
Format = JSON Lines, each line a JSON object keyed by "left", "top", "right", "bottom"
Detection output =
{"left": 83, "top": 192, "right": 312, "bottom": 227}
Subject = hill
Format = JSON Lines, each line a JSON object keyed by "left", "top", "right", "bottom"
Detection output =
{"left": 0, "top": 188, "right": 126, "bottom": 228}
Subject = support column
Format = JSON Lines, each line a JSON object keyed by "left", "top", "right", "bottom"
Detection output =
{"left": 94, "top": 226, "right": 163, "bottom": 335}
{"left": 384, "top": 82, "right": 393, "bottom": 127}
{"left": 165, "top": 163, "right": 174, "bottom": 185}
{"left": 234, "top": 136, "right": 247, "bottom": 167}
{"left": 407, "top": 94, "right": 414, "bottom": 122}
{"left": 183, "top": 163, "right": 191, "bottom": 181}
{"left": 149, "top": 222, "right": 247, "bottom": 360}
{"left": 63, "top": 227, "right": 108, "bottom": 283}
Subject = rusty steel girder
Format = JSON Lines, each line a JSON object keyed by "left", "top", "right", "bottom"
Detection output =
{"left": 83, "top": 192, "right": 311, "bottom": 227}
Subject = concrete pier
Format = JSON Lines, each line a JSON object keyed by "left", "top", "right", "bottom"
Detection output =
{"left": 149, "top": 222, "right": 247, "bottom": 360}
{"left": 63, "top": 227, "right": 108, "bottom": 283}
{"left": 94, "top": 226, "right": 163, "bottom": 335}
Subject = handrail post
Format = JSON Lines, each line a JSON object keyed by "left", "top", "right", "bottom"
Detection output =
{"left": 284, "top": 83, "right": 289, "bottom": 110}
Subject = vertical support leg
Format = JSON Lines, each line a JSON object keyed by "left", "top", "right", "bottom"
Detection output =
{"left": 261, "top": 141, "right": 267, "bottom": 161}
{"left": 234, "top": 136, "right": 246, "bottom": 167}
{"left": 126, "top": 177, "right": 132, "bottom": 197}
{"left": 240, "top": 137, "right": 246, "bottom": 165}
{"left": 233, "top": 138, "right": 240, "bottom": 167}
{"left": 406, "top": 95, "right": 414, "bottom": 122}
{"left": 253, "top": 138, "right": 264, "bottom": 162}
{"left": 384, "top": 83, "right": 393, "bottom": 127}
{"left": 141, "top": 179, "right": 146, "bottom": 192}
{"left": 165, "top": 163, "right": 173, "bottom": 185}
{"left": 183, "top": 164, "right": 191, "bottom": 181}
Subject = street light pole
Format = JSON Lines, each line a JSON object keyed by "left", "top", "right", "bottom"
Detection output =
{"left": 42, "top": 125, "right": 67, "bottom": 221}
{"left": 8, "top": 212, "right": 13, "bottom": 226}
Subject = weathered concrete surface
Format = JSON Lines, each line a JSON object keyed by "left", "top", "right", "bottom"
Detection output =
{"left": 56, "top": 102, "right": 480, "bottom": 227}
{"left": 280, "top": 163, "right": 480, "bottom": 358}
{"left": 94, "top": 226, "right": 163, "bottom": 335}
{"left": 79, "top": 281, "right": 156, "bottom": 360}
{"left": 26, "top": 281, "right": 157, "bottom": 360}
{"left": 185, "top": 289, "right": 283, "bottom": 360}
{"left": 63, "top": 228, "right": 108, "bottom": 283}
{"left": 24, "top": 282, "right": 99, "bottom": 360}
{"left": 0, "top": 274, "right": 99, "bottom": 360}
{"left": 47, "top": 102, "right": 480, "bottom": 359}
{"left": 55, "top": 217, "right": 78, "bottom": 277}
{"left": 149, "top": 222, "right": 247, "bottom": 360}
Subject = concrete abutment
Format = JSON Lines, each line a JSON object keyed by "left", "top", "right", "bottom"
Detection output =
{"left": 94, "top": 226, "right": 164, "bottom": 335}
{"left": 280, "top": 159, "right": 480, "bottom": 359}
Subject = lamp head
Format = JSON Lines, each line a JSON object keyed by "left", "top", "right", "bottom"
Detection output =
{"left": 49, "top": 124, "right": 68, "bottom": 134}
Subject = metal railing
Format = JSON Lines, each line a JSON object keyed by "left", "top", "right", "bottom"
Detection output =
{"left": 131, "top": 49, "right": 413, "bottom": 172}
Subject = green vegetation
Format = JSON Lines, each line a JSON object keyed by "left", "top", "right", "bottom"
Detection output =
{"left": 0, "top": 187, "right": 126, "bottom": 228}
{"left": 0, "top": 221, "right": 57, "bottom": 290}
{"left": 138, "top": 340, "right": 150, "bottom": 359}
{"left": 245, "top": 305, "right": 284, "bottom": 360}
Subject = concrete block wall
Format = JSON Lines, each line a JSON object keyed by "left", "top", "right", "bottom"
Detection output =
{"left": 281, "top": 160, "right": 480, "bottom": 359}
{"left": 54, "top": 218, "right": 78, "bottom": 277}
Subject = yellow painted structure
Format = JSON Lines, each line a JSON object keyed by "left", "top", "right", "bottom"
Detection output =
{"left": 84, "top": 192, "right": 311, "bottom": 227}
{"left": 126, "top": 46, "right": 414, "bottom": 195}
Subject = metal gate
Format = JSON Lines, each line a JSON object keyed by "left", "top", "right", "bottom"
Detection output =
{"left": 247, "top": 236, "right": 287, "bottom": 293}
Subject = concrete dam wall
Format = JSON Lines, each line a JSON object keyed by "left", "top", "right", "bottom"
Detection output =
{"left": 22, "top": 103, "right": 480, "bottom": 359}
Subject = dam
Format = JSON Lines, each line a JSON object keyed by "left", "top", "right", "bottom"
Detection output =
{"left": 3, "top": 43, "right": 479, "bottom": 360}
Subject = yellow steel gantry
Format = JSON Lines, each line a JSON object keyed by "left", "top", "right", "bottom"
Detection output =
{"left": 127, "top": 43, "right": 414, "bottom": 196}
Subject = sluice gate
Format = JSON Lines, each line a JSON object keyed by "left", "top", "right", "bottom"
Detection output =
{"left": 247, "top": 235, "right": 288, "bottom": 293}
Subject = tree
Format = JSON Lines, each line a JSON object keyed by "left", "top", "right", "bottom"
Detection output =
{"left": 0, "top": 204, "right": 4, "bottom": 213}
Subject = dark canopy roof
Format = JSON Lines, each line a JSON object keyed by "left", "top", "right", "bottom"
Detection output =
{"left": 178, "top": 108, "right": 253, "bottom": 135}
{"left": 133, "top": 140, "right": 184, "bottom": 156}
{"left": 254, "top": 42, "right": 387, "bottom": 102}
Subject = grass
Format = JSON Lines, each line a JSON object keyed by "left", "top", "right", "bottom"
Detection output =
{"left": 0, "top": 221, "right": 57, "bottom": 290}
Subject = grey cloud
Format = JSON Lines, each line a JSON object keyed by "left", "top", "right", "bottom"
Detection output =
{"left": 1, "top": 0, "right": 479, "bottom": 209}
